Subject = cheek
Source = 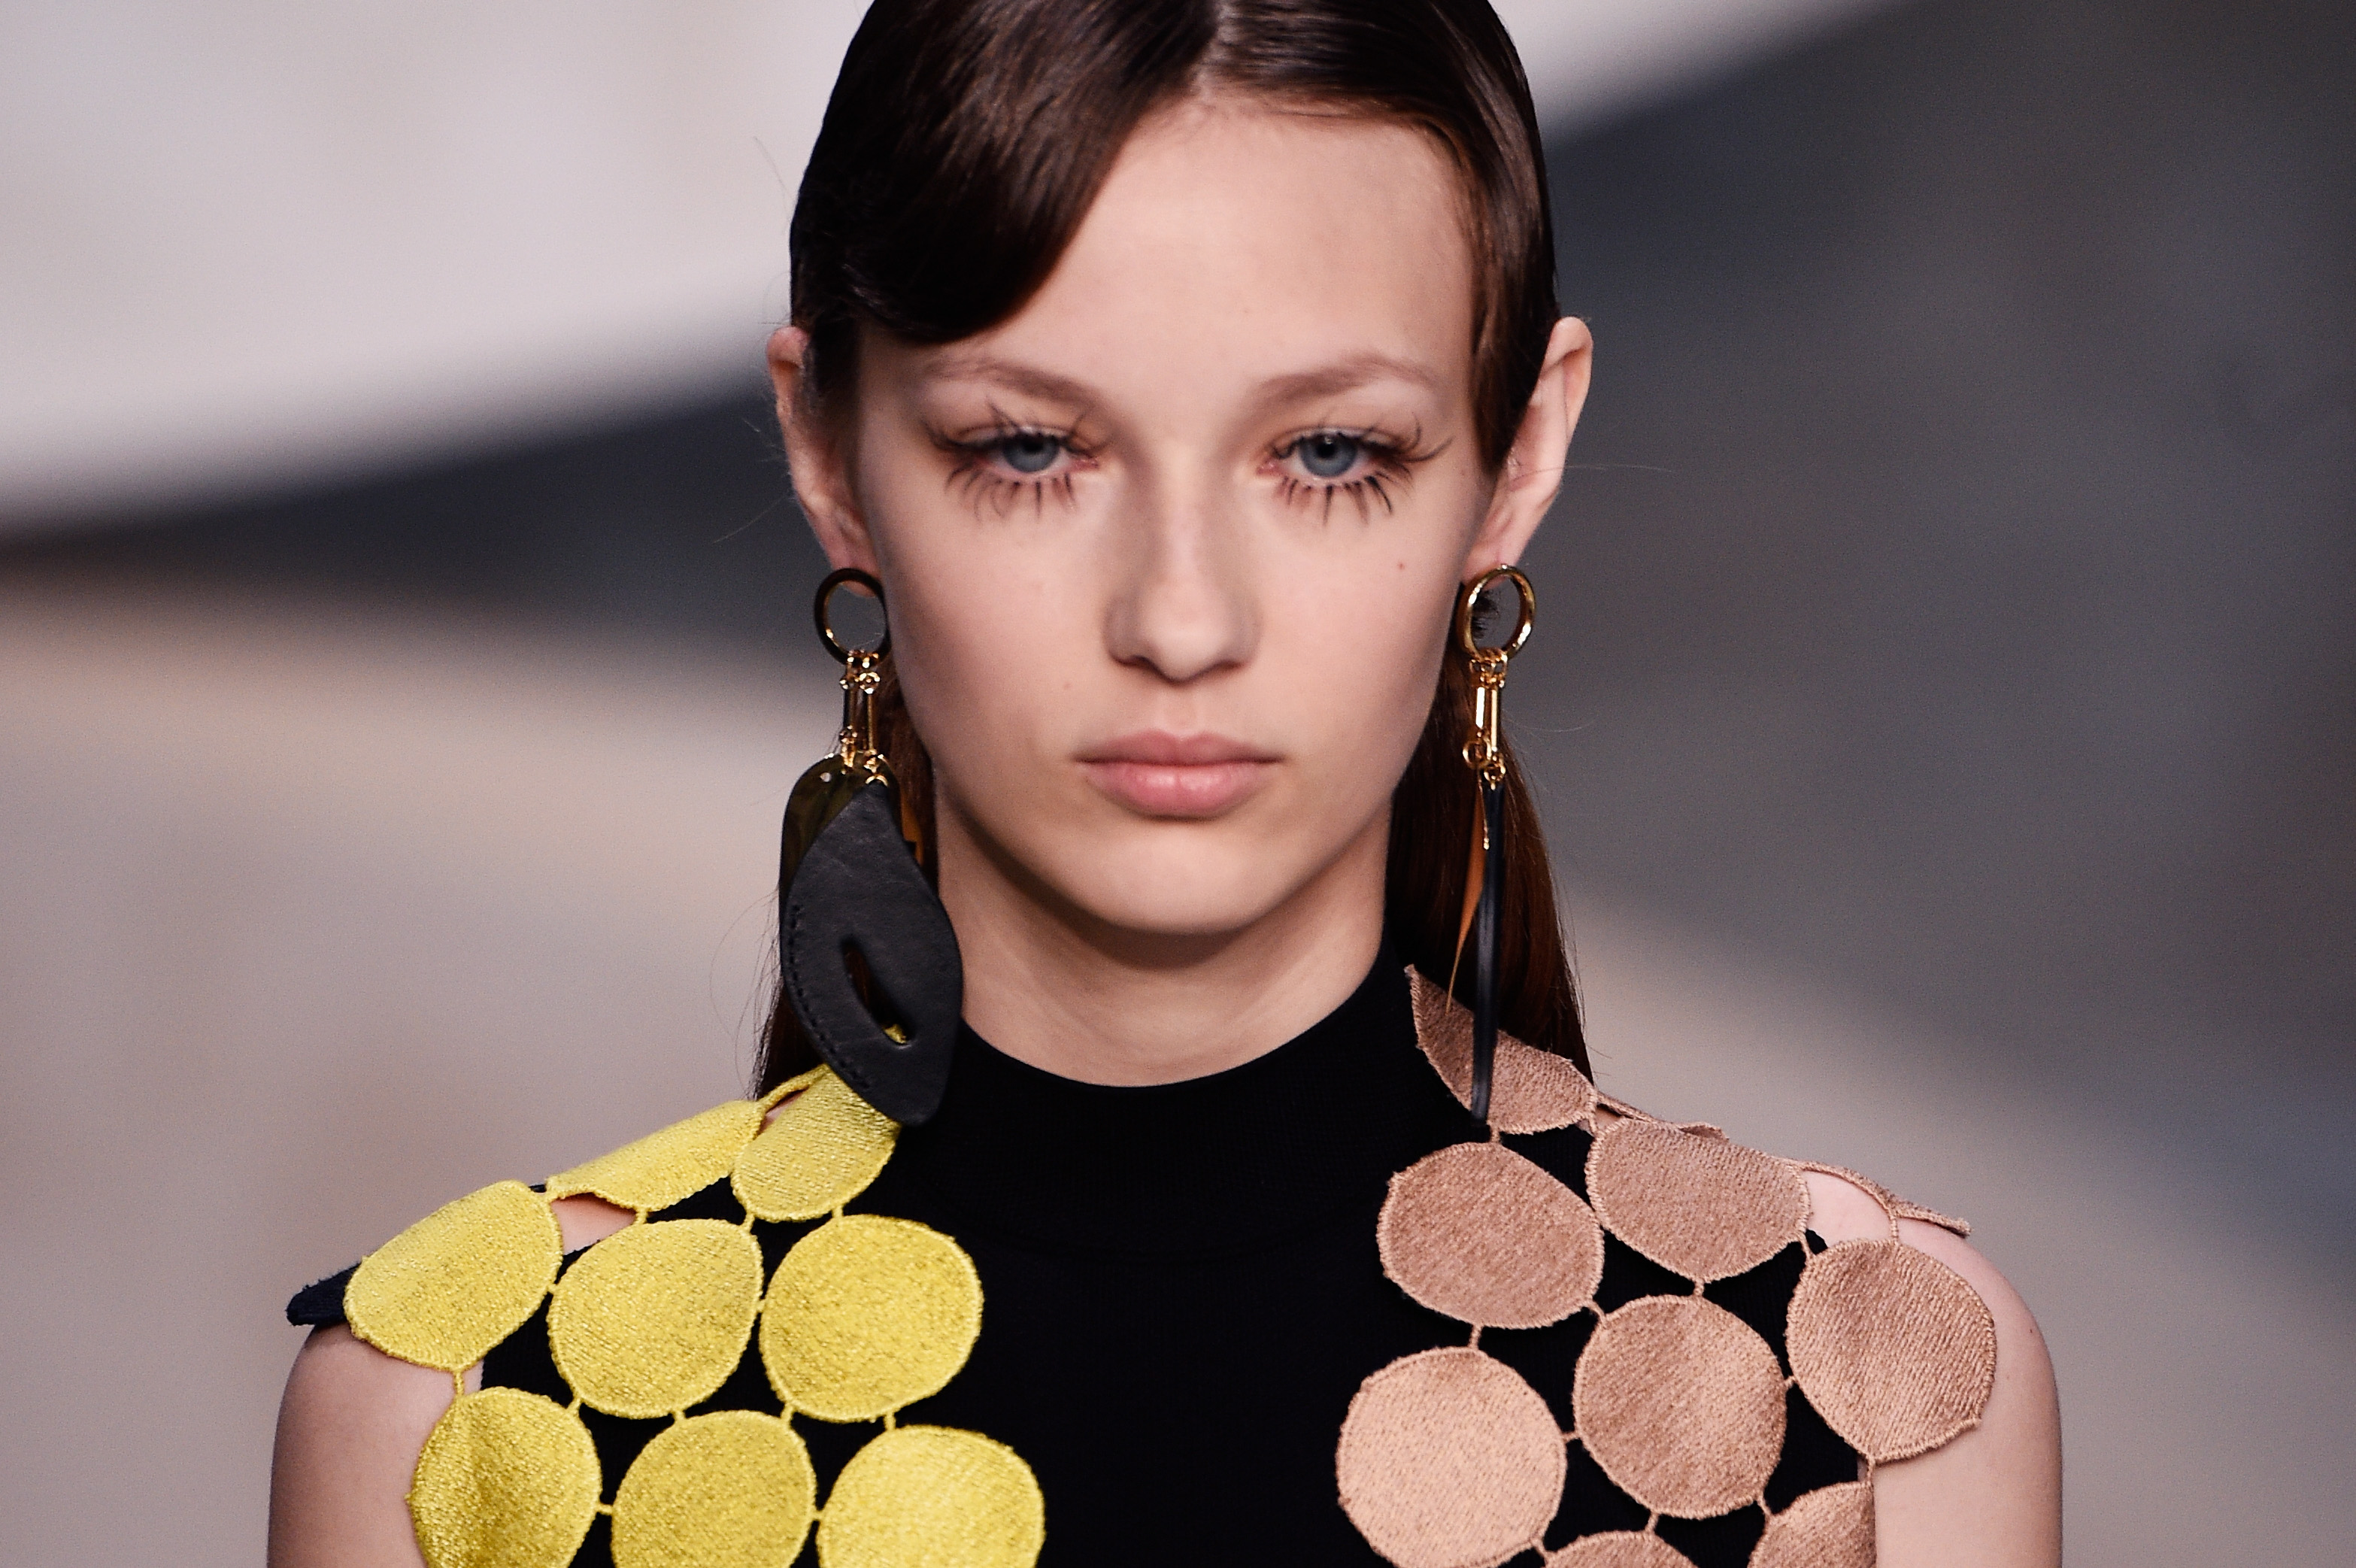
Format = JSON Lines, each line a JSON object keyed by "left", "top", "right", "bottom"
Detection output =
{"left": 1275, "top": 557, "right": 1454, "bottom": 794}
{"left": 851, "top": 460, "right": 1087, "bottom": 771}
{"left": 881, "top": 566, "right": 1059, "bottom": 750}
{"left": 1262, "top": 456, "right": 1487, "bottom": 777}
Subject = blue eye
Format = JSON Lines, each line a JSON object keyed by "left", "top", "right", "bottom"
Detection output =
{"left": 999, "top": 432, "right": 1061, "bottom": 474}
{"left": 1298, "top": 432, "right": 1360, "bottom": 480}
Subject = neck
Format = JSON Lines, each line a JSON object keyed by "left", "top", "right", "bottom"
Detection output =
{"left": 938, "top": 809, "right": 1389, "bottom": 1086}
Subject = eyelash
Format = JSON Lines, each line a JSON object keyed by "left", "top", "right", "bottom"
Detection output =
{"left": 933, "top": 420, "right": 1094, "bottom": 514}
{"left": 931, "top": 421, "right": 1439, "bottom": 518}
{"left": 1268, "top": 428, "right": 1434, "bottom": 520}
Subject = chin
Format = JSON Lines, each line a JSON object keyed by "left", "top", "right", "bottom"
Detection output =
{"left": 1047, "top": 833, "right": 1325, "bottom": 944}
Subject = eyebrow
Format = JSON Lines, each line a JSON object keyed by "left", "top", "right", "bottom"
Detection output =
{"left": 1254, "top": 352, "right": 1447, "bottom": 403}
{"left": 925, "top": 353, "right": 1096, "bottom": 405}
{"left": 923, "top": 349, "right": 1446, "bottom": 409}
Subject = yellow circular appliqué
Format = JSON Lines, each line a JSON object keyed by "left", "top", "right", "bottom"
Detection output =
{"left": 760, "top": 1215, "right": 981, "bottom": 1421}
{"left": 546, "top": 1099, "right": 766, "bottom": 1214}
{"left": 732, "top": 1069, "right": 900, "bottom": 1222}
{"left": 548, "top": 1218, "right": 766, "bottom": 1418}
{"left": 348, "top": 1181, "right": 562, "bottom": 1372}
{"left": 815, "top": 1425, "right": 1044, "bottom": 1568}
{"left": 610, "top": 1409, "right": 817, "bottom": 1568}
{"left": 409, "top": 1387, "right": 601, "bottom": 1568}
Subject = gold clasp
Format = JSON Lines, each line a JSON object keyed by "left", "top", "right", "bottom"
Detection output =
{"left": 1463, "top": 646, "right": 1510, "bottom": 786}
{"left": 837, "top": 647, "right": 887, "bottom": 778}
{"left": 814, "top": 568, "right": 893, "bottom": 784}
{"left": 1454, "top": 566, "right": 1533, "bottom": 787}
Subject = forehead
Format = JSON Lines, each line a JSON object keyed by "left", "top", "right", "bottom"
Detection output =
{"left": 913, "top": 99, "right": 1475, "bottom": 413}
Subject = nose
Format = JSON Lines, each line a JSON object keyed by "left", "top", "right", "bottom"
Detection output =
{"left": 1102, "top": 472, "right": 1258, "bottom": 684}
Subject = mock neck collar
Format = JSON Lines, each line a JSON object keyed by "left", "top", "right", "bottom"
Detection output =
{"left": 887, "top": 951, "right": 1472, "bottom": 1260}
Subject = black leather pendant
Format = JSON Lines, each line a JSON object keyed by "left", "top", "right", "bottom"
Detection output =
{"left": 780, "top": 782, "right": 963, "bottom": 1126}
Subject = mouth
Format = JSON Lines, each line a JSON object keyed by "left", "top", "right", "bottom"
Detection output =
{"left": 1076, "top": 731, "right": 1280, "bottom": 819}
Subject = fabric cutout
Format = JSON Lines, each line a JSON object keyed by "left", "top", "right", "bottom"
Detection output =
{"left": 348, "top": 1181, "right": 562, "bottom": 1372}
{"left": 1887, "top": 1200, "right": 1969, "bottom": 1238}
{"left": 1336, "top": 1347, "right": 1568, "bottom": 1568}
{"left": 1547, "top": 1533, "right": 1698, "bottom": 1567}
{"left": 1572, "top": 1296, "right": 1787, "bottom": 1518}
{"left": 608, "top": 1410, "right": 817, "bottom": 1568}
{"left": 1585, "top": 1120, "right": 1809, "bottom": 1284}
{"left": 1748, "top": 1479, "right": 1874, "bottom": 1568}
{"left": 732, "top": 1067, "right": 901, "bottom": 1222}
{"left": 408, "top": 1387, "right": 602, "bottom": 1568}
{"left": 546, "top": 1218, "right": 764, "bottom": 1418}
{"left": 1785, "top": 1240, "right": 1997, "bottom": 1463}
{"left": 1378, "top": 1142, "right": 1603, "bottom": 1328}
{"left": 760, "top": 1213, "right": 984, "bottom": 1422}
{"left": 1789, "top": 1161, "right": 1971, "bottom": 1240}
{"left": 1408, "top": 968, "right": 1596, "bottom": 1133}
{"left": 544, "top": 1097, "right": 771, "bottom": 1215}
{"left": 814, "top": 1425, "right": 1047, "bottom": 1568}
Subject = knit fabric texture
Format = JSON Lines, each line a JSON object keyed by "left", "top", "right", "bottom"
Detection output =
{"left": 1338, "top": 1347, "right": 1569, "bottom": 1568}
{"left": 1335, "top": 971, "right": 1997, "bottom": 1568}
{"left": 410, "top": 1386, "right": 603, "bottom": 1568}
{"left": 814, "top": 1426, "right": 1045, "bottom": 1568}
{"left": 608, "top": 1410, "right": 817, "bottom": 1568}
{"left": 341, "top": 1065, "right": 1041, "bottom": 1568}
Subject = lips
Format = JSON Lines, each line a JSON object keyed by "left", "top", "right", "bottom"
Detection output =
{"left": 1077, "top": 731, "right": 1278, "bottom": 819}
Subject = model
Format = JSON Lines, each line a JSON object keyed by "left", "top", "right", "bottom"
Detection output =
{"left": 269, "top": 3, "right": 2063, "bottom": 1565}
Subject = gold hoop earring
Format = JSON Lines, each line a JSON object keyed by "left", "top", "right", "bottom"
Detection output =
{"left": 774, "top": 568, "right": 963, "bottom": 1126}
{"left": 1450, "top": 564, "right": 1534, "bottom": 1128}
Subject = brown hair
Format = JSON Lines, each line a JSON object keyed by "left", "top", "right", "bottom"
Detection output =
{"left": 759, "top": 0, "right": 1586, "bottom": 1091}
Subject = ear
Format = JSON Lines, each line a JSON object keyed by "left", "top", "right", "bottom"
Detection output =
{"left": 1463, "top": 317, "right": 1593, "bottom": 577}
{"left": 769, "top": 325, "right": 881, "bottom": 575}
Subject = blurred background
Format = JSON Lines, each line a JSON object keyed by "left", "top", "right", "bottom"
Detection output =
{"left": 2, "top": 0, "right": 2348, "bottom": 1562}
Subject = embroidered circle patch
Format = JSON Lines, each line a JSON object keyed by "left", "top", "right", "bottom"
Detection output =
{"left": 815, "top": 1425, "right": 1045, "bottom": 1568}
{"left": 545, "top": 1099, "right": 766, "bottom": 1215}
{"left": 1572, "top": 1296, "right": 1786, "bottom": 1518}
{"left": 1787, "top": 1240, "right": 1996, "bottom": 1463}
{"left": 1407, "top": 969, "right": 1596, "bottom": 1133}
{"left": 1584, "top": 1121, "right": 1809, "bottom": 1283}
{"left": 366, "top": 1084, "right": 1039, "bottom": 1568}
{"left": 608, "top": 1409, "right": 817, "bottom": 1568}
{"left": 409, "top": 1388, "right": 601, "bottom": 1568}
{"left": 1545, "top": 1531, "right": 1697, "bottom": 1566}
{"left": 733, "top": 1069, "right": 901, "bottom": 1222}
{"left": 347, "top": 1181, "right": 562, "bottom": 1372}
{"left": 1337, "top": 1347, "right": 1566, "bottom": 1568}
{"left": 547, "top": 1218, "right": 764, "bottom": 1418}
{"left": 1750, "top": 1479, "right": 1874, "bottom": 1568}
{"left": 1378, "top": 1142, "right": 1603, "bottom": 1328}
{"left": 760, "top": 1214, "right": 981, "bottom": 1421}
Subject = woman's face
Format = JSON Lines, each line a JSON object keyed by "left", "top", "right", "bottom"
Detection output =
{"left": 783, "top": 100, "right": 1582, "bottom": 974}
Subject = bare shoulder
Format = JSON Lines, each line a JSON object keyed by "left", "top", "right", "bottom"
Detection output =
{"left": 266, "top": 1197, "right": 629, "bottom": 1568}
{"left": 1800, "top": 1168, "right": 2063, "bottom": 1568}
{"left": 268, "top": 1327, "right": 447, "bottom": 1568}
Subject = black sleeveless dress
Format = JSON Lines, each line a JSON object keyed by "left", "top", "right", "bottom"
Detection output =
{"left": 293, "top": 957, "right": 1865, "bottom": 1566}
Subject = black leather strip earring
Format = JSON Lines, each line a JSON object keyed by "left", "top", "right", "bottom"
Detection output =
{"left": 1451, "top": 566, "right": 1533, "bottom": 1129}
{"left": 776, "top": 568, "right": 963, "bottom": 1126}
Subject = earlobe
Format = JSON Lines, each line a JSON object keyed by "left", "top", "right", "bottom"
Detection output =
{"left": 769, "top": 325, "right": 880, "bottom": 575}
{"left": 1465, "top": 317, "right": 1594, "bottom": 577}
